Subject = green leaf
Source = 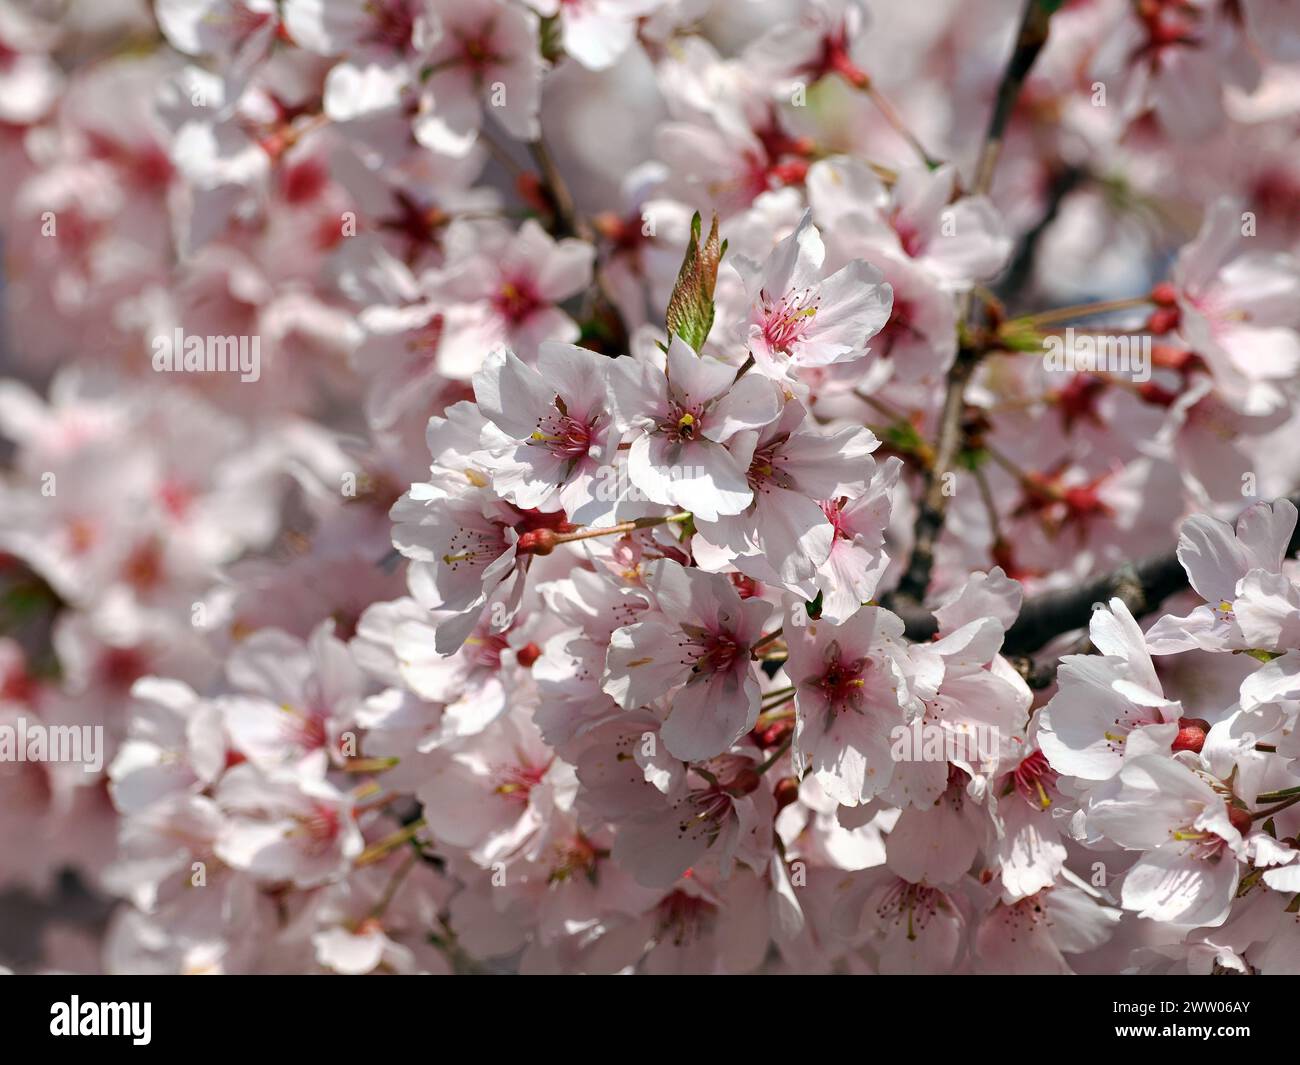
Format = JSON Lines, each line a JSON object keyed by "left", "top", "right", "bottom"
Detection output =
{"left": 881, "top": 420, "right": 925, "bottom": 455}
{"left": 997, "top": 321, "right": 1046, "bottom": 352}
{"left": 805, "top": 590, "right": 823, "bottom": 620}
{"left": 665, "top": 212, "right": 724, "bottom": 352}
{"left": 1242, "top": 648, "right": 1284, "bottom": 662}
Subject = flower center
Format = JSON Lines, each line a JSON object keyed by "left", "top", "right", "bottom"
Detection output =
{"left": 492, "top": 278, "right": 542, "bottom": 326}
{"left": 457, "top": 29, "right": 503, "bottom": 77}
{"left": 1012, "top": 751, "right": 1058, "bottom": 810}
{"left": 759, "top": 289, "right": 819, "bottom": 354}
{"left": 747, "top": 440, "right": 788, "bottom": 493}
{"left": 531, "top": 408, "right": 595, "bottom": 460}
{"left": 877, "top": 880, "right": 943, "bottom": 941}
{"left": 818, "top": 645, "right": 869, "bottom": 711}
{"left": 294, "top": 802, "right": 341, "bottom": 853}
{"left": 890, "top": 213, "right": 924, "bottom": 257}
{"left": 655, "top": 890, "right": 717, "bottom": 948}
{"left": 463, "top": 630, "right": 511, "bottom": 669}
{"left": 364, "top": 0, "right": 417, "bottom": 50}
{"left": 660, "top": 404, "right": 704, "bottom": 443}
{"left": 493, "top": 763, "right": 548, "bottom": 804}
{"left": 820, "top": 498, "right": 852, "bottom": 540}
{"left": 440, "top": 526, "right": 504, "bottom": 569}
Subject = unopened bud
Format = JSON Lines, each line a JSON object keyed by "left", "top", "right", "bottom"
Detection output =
{"left": 1137, "top": 381, "right": 1178, "bottom": 407}
{"left": 1150, "top": 281, "right": 1178, "bottom": 307}
{"left": 1151, "top": 344, "right": 1194, "bottom": 372}
{"left": 773, "top": 776, "right": 800, "bottom": 812}
{"left": 1171, "top": 717, "right": 1210, "bottom": 753}
{"left": 516, "top": 172, "right": 551, "bottom": 218}
{"left": 1146, "top": 307, "right": 1180, "bottom": 335}
{"left": 516, "top": 529, "right": 558, "bottom": 556}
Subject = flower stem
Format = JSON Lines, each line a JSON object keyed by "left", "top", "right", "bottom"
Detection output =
{"left": 754, "top": 737, "right": 793, "bottom": 776}
{"left": 556, "top": 511, "right": 691, "bottom": 546}
{"left": 356, "top": 818, "right": 427, "bottom": 867}
{"left": 1011, "top": 295, "right": 1152, "bottom": 329}
{"left": 368, "top": 851, "right": 418, "bottom": 920}
{"left": 863, "top": 84, "right": 939, "bottom": 170}
{"left": 1254, "top": 785, "right": 1300, "bottom": 804}
{"left": 342, "top": 757, "right": 400, "bottom": 773}
{"left": 1252, "top": 793, "right": 1300, "bottom": 821}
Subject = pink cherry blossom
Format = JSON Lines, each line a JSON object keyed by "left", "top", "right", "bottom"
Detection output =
{"left": 785, "top": 606, "right": 920, "bottom": 806}
{"left": 603, "top": 559, "right": 771, "bottom": 761}
{"left": 733, "top": 211, "right": 893, "bottom": 380}
{"left": 611, "top": 336, "right": 782, "bottom": 521}
{"left": 4, "top": 0, "right": 1300, "bottom": 981}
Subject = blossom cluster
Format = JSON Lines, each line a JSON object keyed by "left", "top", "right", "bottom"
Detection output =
{"left": 0, "top": 0, "right": 1299, "bottom": 975}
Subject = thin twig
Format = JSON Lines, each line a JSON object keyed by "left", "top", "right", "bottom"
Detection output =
{"left": 527, "top": 136, "right": 631, "bottom": 353}
{"left": 972, "top": 0, "right": 1055, "bottom": 196}
{"left": 889, "top": 1, "right": 1056, "bottom": 605}
{"left": 895, "top": 491, "right": 1300, "bottom": 654}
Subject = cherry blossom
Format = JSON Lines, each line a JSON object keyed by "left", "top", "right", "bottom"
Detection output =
{"left": 602, "top": 559, "right": 771, "bottom": 761}
{"left": 3, "top": 0, "right": 1300, "bottom": 982}
{"left": 732, "top": 211, "right": 893, "bottom": 381}
{"left": 785, "top": 606, "right": 920, "bottom": 807}
{"left": 610, "top": 336, "right": 782, "bottom": 521}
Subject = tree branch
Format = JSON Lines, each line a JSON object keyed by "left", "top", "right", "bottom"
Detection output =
{"left": 527, "top": 137, "right": 630, "bottom": 355}
{"left": 890, "top": 0, "right": 1056, "bottom": 604}
{"left": 897, "top": 493, "right": 1300, "bottom": 656}
{"left": 892, "top": 343, "right": 978, "bottom": 601}
{"left": 972, "top": 0, "right": 1056, "bottom": 196}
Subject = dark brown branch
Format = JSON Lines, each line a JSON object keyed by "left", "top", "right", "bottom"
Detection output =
{"left": 898, "top": 493, "right": 1300, "bottom": 657}
{"left": 995, "top": 163, "right": 1085, "bottom": 310}
{"left": 527, "top": 138, "right": 630, "bottom": 355}
{"left": 892, "top": 343, "right": 979, "bottom": 601}
{"left": 891, "top": 0, "right": 1056, "bottom": 604}
{"left": 973, "top": 0, "right": 1056, "bottom": 196}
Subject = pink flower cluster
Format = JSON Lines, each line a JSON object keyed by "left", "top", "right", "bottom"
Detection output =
{"left": 0, "top": 0, "right": 1298, "bottom": 975}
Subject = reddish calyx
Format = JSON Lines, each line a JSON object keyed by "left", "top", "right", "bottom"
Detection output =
{"left": 1050, "top": 373, "right": 1108, "bottom": 433}
{"left": 516, "top": 528, "right": 558, "bottom": 556}
{"left": 514, "top": 510, "right": 577, "bottom": 556}
{"left": 1227, "top": 804, "right": 1252, "bottom": 838}
{"left": 1014, "top": 463, "right": 1115, "bottom": 538}
{"left": 773, "top": 776, "right": 800, "bottom": 813}
{"left": 1146, "top": 282, "right": 1181, "bottom": 333}
{"left": 593, "top": 211, "right": 648, "bottom": 254}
